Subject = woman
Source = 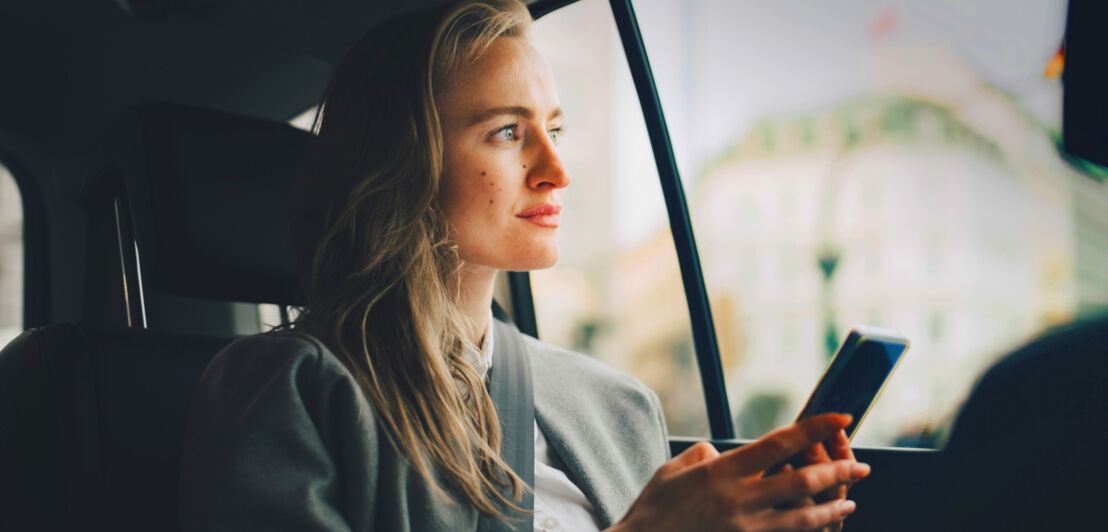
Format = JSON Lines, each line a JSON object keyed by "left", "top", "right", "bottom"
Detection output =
{"left": 179, "top": 1, "right": 869, "bottom": 530}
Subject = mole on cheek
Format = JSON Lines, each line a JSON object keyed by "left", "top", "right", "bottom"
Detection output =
{"left": 522, "top": 164, "right": 527, "bottom": 169}
{"left": 481, "top": 171, "right": 487, "bottom": 176}
{"left": 489, "top": 199, "right": 494, "bottom": 204}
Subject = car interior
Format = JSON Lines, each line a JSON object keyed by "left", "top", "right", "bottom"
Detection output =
{"left": 0, "top": 0, "right": 1105, "bottom": 530}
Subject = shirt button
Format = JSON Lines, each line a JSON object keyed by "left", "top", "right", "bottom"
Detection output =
{"left": 541, "top": 516, "right": 559, "bottom": 530}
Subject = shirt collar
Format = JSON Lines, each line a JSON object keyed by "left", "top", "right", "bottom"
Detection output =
{"left": 461, "top": 310, "right": 495, "bottom": 380}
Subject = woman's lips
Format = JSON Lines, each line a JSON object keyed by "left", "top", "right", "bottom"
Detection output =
{"left": 516, "top": 204, "right": 562, "bottom": 228}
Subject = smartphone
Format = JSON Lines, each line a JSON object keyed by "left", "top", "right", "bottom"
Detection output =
{"left": 796, "top": 325, "right": 910, "bottom": 439}
{"left": 764, "top": 326, "right": 909, "bottom": 477}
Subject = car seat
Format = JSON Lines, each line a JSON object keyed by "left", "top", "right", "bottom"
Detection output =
{"left": 0, "top": 102, "right": 311, "bottom": 531}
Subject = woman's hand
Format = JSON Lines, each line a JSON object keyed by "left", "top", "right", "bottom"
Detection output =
{"left": 777, "top": 428, "right": 858, "bottom": 532}
{"left": 609, "top": 414, "right": 870, "bottom": 532}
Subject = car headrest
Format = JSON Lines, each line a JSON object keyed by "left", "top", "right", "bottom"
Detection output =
{"left": 112, "top": 103, "right": 311, "bottom": 306}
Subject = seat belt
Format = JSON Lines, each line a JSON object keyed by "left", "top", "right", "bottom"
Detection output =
{"left": 476, "top": 318, "right": 535, "bottom": 532}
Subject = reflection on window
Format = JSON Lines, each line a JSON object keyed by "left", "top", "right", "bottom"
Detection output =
{"left": 634, "top": 0, "right": 1108, "bottom": 446}
{"left": 530, "top": 0, "right": 709, "bottom": 436}
{"left": 0, "top": 163, "right": 23, "bottom": 346}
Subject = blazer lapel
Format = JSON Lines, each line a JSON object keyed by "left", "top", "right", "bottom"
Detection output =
{"left": 519, "top": 333, "right": 621, "bottom": 528}
{"left": 532, "top": 412, "right": 620, "bottom": 528}
{"left": 497, "top": 322, "right": 670, "bottom": 530}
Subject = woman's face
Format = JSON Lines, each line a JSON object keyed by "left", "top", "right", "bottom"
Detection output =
{"left": 437, "top": 36, "right": 570, "bottom": 273}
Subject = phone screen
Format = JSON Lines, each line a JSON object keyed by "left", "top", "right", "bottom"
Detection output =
{"left": 797, "top": 328, "right": 909, "bottom": 438}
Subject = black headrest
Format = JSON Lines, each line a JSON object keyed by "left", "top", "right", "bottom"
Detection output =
{"left": 111, "top": 103, "right": 311, "bottom": 305}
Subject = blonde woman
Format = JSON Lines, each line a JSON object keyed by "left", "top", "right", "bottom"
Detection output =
{"left": 179, "top": 1, "right": 869, "bottom": 530}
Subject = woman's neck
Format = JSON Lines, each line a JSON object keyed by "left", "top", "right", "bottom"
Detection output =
{"left": 456, "top": 262, "right": 497, "bottom": 347}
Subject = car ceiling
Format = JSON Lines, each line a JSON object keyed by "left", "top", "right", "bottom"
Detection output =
{"left": 0, "top": 0, "right": 534, "bottom": 190}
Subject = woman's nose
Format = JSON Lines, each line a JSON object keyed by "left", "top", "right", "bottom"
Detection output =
{"left": 526, "top": 134, "right": 571, "bottom": 190}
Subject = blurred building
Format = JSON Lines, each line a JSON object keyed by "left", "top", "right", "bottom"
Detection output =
{"left": 611, "top": 229, "right": 709, "bottom": 436}
{"left": 689, "top": 45, "right": 1108, "bottom": 442}
{"left": 527, "top": 3, "right": 1108, "bottom": 443}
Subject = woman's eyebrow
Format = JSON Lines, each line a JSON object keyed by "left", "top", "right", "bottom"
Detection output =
{"left": 469, "top": 106, "right": 563, "bottom": 126}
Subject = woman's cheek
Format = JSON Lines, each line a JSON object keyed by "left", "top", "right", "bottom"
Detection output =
{"left": 485, "top": 172, "right": 496, "bottom": 204}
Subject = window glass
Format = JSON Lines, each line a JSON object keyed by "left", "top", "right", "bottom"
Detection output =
{"left": 530, "top": 0, "right": 709, "bottom": 436}
{"left": 634, "top": 0, "right": 1108, "bottom": 446}
{"left": 258, "top": 303, "right": 283, "bottom": 331}
{"left": 0, "top": 163, "right": 23, "bottom": 345}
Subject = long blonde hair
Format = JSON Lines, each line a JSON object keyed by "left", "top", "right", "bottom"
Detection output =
{"left": 288, "top": 0, "right": 532, "bottom": 518}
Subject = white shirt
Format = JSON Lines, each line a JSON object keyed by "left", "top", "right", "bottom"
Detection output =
{"left": 463, "top": 315, "right": 603, "bottom": 532}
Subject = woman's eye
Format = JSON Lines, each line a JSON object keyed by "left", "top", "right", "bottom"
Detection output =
{"left": 548, "top": 127, "right": 565, "bottom": 145}
{"left": 491, "top": 125, "right": 519, "bottom": 142}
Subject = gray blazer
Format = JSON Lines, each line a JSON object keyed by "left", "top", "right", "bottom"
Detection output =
{"left": 179, "top": 320, "right": 670, "bottom": 531}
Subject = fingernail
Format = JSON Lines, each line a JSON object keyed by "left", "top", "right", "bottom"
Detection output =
{"left": 839, "top": 499, "right": 857, "bottom": 514}
{"left": 851, "top": 462, "right": 871, "bottom": 479}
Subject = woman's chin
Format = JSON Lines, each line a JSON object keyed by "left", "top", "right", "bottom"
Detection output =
{"left": 508, "top": 259, "right": 557, "bottom": 272}
{"left": 504, "top": 249, "right": 559, "bottom": 272}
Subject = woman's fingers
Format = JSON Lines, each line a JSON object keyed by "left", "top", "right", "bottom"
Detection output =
{"left": 660, "top": 440, "right": 720, "bottom": 476}
{"left": 718, "top": 414, "right": 851, "bottom": 477}
{"left": 799, "top": 428, "right": 850, "bottom": 468}
{"left": 771, "top": 465, "right": 815, "bottom": 511}
{"left": 774, "top": 465, "right": 847, "bottom": 532}
{"left": 755, "top": 498, "right": 857, "bottom": 531}
{"left": 824, "top": 429, "right": 854, "bottom": 461}
{"left": 802, "top": 441, "right": 830, "bottom": 465}
{"left": 745, "top": 459, "right": 870, "bottom": 509}
{"left": 615, "top": 419, "right": 869, "bottom": 532}
{"left": 811, "top": 429, "right": 854, "bottom": 504}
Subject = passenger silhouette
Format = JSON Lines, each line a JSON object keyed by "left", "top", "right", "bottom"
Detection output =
{"left": 918, "top": 313, "right": 1108, "bottom": 531}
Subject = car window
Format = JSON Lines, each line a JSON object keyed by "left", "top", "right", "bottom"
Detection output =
{"left": 530, "top": 0, "right": 710, "bottom": 437}
{"left": 0, "top": 162, "right": 23, "bottom": 345}
{"left": 632, "top": 0, "right": 1108, "bottom": 446}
